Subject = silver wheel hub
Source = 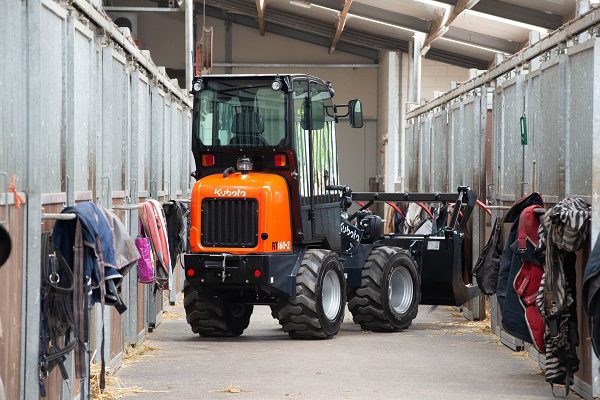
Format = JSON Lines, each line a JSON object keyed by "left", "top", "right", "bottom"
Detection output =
{"left": 389, "top": 266, "right": 414, "bottom": 315}
{"left": 322, "top": 269, "right": 342, "bottom": 320}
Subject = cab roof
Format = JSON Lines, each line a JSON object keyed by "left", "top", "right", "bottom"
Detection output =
{"left": 197, "top": 74, "right": 328, "bottom": 85}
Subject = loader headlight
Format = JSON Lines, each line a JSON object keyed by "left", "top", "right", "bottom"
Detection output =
{"left": 192, "top": 80, "right": 203, "bottom": 92}
{"left": 271, "top": 79, "right": 282, "bottom": 91}
{"left": 236, "top": 156, "right": 253, "bottom": 172}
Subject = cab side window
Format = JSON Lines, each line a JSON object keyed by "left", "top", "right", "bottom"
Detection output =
{"left": 309, "top": 81, "right": 339, "bottom": 204}
{"left": 293, "top": 80, "right": 339, "bottom": 205}
{"left": 293, "top": 81, "right": 311, "bottom": 205}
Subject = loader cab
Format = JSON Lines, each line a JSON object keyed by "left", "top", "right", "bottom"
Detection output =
{"left": 190, "top": 74, "right": 363, "bottom": 252}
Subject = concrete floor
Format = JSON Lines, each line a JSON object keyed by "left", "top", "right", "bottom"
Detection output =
{"left": 118, "top": 304, "right": 566, "bottom": 400}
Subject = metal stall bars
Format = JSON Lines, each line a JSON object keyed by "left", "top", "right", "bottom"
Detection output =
{"left": 404, "top": 7, "right": 600, "bottom": 399}
{"left": 404, "top": 86, "right": 488, "bottom": 319}
{"left": 163, "top": 198, "right": 192, "bottom": 305}
{"left": 111, "top": 203, "right": 142, "bottom": 351}
{"left": 40, "top": 213, "right": 84, "bottom": 399}
{"left": 0, "top": 0, "right": 193, "bottom": 398}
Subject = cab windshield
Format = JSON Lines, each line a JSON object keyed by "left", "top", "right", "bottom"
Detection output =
{"left": 196, "top": 79, "right": 287, "bottom": 148}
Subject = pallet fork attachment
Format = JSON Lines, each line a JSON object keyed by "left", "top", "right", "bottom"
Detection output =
{"left": 332, "top": 186, "right": 481, "bottom": 307}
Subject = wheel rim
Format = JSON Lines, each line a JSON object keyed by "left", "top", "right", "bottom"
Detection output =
{"left": 322, "top": 269, "right": 342, "bottom": 320}
{"left": 388, "top": 266, "right": 414, "bottom": 315}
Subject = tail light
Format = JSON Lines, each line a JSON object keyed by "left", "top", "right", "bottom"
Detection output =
{"left": 202, "top": 154, "right": 215, "bottom": 167}
{"left": 274, "top": 154, "right": 287, "bottom": 167}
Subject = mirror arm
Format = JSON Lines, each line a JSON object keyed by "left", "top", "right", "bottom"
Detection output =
{"left": 333, "top": 104, "right": 350, "bottom": 119}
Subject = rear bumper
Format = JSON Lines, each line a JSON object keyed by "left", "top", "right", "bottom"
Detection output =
{"left": 184, "top": 252, "right": 302, "bottom": 298}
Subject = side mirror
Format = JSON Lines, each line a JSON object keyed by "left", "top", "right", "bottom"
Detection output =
{"left": 348, "top": 99, "right": 363, "bottom": 128}
{"left": 301, "top": 100, "right": 326, "bottom": 131}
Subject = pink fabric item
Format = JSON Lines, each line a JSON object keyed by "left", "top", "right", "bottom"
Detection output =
{"left": 135, "top": 236, "right": 154, "bottom": 283}
{"left": 148, "top": 199, "right": 171, "bottom": 271}
{"left": 139, "top": 201, "right": 171, "bottom": 275}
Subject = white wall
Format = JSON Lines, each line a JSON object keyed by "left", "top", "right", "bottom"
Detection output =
{"left": 401, "top": 53, "right": 471, "bottom": 104}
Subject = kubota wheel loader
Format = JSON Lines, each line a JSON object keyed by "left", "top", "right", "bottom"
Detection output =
{"left": 183, "top": 74, "right": 479, "bottom": 339}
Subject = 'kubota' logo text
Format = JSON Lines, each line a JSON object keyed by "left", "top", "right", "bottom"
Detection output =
{"left": 214, "top": 188, "right": 247, "bottom": 197}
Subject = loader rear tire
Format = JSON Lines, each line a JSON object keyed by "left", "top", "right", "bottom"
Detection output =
{"left": 277, "top": 249, "right": 346, "bottom": 339}
{"left": 270, "top": 303, "right": 282, "bottom": 320}
{"left": 348, "top": 246, "right": 420, "bottom": 332}
{"left": 184, "top": 284, "right": 253, "bottom": 337}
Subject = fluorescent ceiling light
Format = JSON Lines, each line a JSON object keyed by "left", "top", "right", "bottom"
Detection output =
{"left": 439, "top": 36, "right": 508, "bottom": 54}
{"left": 310, "top": 3, "right": 337, "bottom": 13}
{"left": 310, "top": 3, "right": 418, "bottom": 33}
{"left": 409, "top": 0, "right": 451, "bottom": 10}
{"left": 290, "top": 0, "right": 311, "bottom": 8}
{"left": 348, "top": 13, "right": 418, "bottom": 33}
{"left": 464, "top": 9, "right": 549, "bottom": 34}
{"left": 292, "top": 1, "right": 514, "bottom": 54}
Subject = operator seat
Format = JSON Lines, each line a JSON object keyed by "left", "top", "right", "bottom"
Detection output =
{"left": 229, "top": 111, "right": 268, "bottom": 146}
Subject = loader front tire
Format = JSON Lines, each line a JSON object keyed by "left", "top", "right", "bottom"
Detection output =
{"left": 348, "top": 246, "right": 420, "bottom": 332}
{"left": 184, "top": 285, "right": 253, "bottom": 337}
{"left": 277, "top": 249, "right": 346, "bottom": 339}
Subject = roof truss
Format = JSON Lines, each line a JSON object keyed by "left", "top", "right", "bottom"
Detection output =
{"left": 433, "top": 0, "right": 563, "bottom": 30}
{"left": 421, "top": 0, "right": 480, "bottom": 55}
{"left": 330, "top": 0, "right": 353, "bottom": 53}
{"left": 310, "top": 0, "right": 519, "bottom": 54}
{"left": 203, "top": 1, "right": 490, "bottom": 69}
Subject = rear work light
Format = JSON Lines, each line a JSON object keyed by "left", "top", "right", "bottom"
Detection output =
{"left": 274, "top": 154, "right": 287, "bottom": 167}
{"left": 237, "top": 156, "right": 253, "bottom": 172}
{"left": 201, "top": 154, "right": 215, "bottom": 167}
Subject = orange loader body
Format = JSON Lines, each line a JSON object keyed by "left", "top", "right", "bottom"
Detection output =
{"left": 189, "top": 171, "right": 293, "bottom": 254}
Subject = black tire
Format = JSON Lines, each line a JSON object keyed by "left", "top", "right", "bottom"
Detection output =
{"left": 270, "top": 302, "right": 282, "bottom": 320}
{"left": 183, "top": 284, "right": 253, "bottom": 337}
{"left": 276, "top": 249, "right": 346, "bottom": 339}
{"left": 348, "top": 246, "right": 420, "bottom": 332}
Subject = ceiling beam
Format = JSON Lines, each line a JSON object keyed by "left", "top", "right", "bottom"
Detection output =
{"left": 445, "top": 27, "right": 520, "bottom": 54}
{"left": 312, "top": 0, "right": 431, "bottom": 32}
{"left": 434, "top": 0, "right": 563, "bottom": 30}
{"left": 255, "top": 0, "right": 267, "bottom": 36}
{"left": 203, "top": 1, "right": 491, "bottom": 69}
{"left": 310, "top": 0, "right": 518, "bottom": 54}
{"left": 330, "top": 0, "right": 353, "bottom": 53}
{"left": 474, "top": 0, "right": 562, "bottom": 30}
{"left": 421, "top": 0, "right": 479, "bottom": 56}
{"left": 204, "top": 4, "right": 379, "bottom": 60}
{"left": 422, "top": 8, "right": 448, "bottom": 56}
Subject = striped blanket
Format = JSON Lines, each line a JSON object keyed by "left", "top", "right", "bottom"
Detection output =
{"left": 536, "top": 197, "right": 591, "bottom": 393}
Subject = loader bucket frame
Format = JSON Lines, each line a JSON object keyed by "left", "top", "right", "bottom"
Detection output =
{"left": 342, "top": 186, "right": 480, "bottom": 306}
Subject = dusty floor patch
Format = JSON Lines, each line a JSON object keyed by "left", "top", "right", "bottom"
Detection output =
{"left": 162, "top": 310, "right": 183, "bottom": 321}
{"left": 124, "top": 343, "right": 161, "bottom": 363}
{"left": 209, "top": 385, "right": 250, "bottom": 394}
{"left": 419, "top": 307, "right": 492, "bottom": 335}
{"left": 90, "top": 363, "right": 158, "bottom": 399}
{"left": 90, "top": 344, "right": 163, "bottom": 398}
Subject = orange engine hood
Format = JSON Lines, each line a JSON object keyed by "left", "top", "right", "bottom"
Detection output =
{"left": 189, "top": 172, "right": 293, "bottom": 254}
